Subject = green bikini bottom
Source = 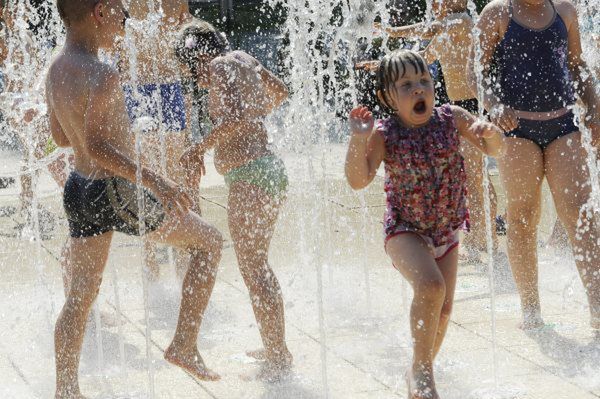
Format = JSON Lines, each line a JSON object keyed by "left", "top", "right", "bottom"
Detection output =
{"left": 224, "top": 155, "right": 288, "bottom": 199}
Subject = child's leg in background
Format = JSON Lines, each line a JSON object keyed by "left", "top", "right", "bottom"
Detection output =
{"left": 386, "top": 233, "right": 446, "bottom": 397}
{"left": 461, "top": 140, "right": 498, "bottom": 256}
{"left": 432, "top": 248, "right": 458, "bottom": 359}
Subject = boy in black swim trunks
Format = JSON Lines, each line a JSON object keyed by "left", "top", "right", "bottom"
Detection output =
{"left": 47, "top": 1, "right": 223, "bottom": 397}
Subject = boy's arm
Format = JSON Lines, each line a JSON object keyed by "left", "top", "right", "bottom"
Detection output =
{"left": 345, "top": 107, "right": 385, "bottom": 190}
{"left": 452, "top": 105, "right": 505, "bottom": 158}
{"left": 380, "top": 21, "right": 443, "bottom": 40}
{"left": 421, "top": 38, "right": 440, "bottom": 64}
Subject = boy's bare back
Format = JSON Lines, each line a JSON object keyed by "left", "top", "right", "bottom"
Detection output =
{"left": 425, "top": 13, "right": 474, "bottom": 101}
{"left": 46, "top": 50, "right": 133, "bottom": 178}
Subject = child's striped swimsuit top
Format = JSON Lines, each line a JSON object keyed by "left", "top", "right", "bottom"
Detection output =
{"left": 378, "top": 104, "right": 469, "bottom": 247}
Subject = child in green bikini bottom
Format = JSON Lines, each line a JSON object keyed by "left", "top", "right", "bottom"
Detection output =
{"left": 224, "top": 155, "right": 288, "bottom": 199}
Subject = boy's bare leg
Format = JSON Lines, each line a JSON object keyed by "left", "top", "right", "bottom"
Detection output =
{"left": 147, "top": 211, "right": 223, "bottom": 381}
{"left": 55, "top": 233, "right": 113, "bottom": 399}
{"left": 228, "top": 181, "right": 292, "bottom": 379}
{"left": 498, "top": 138, "right": 545, "bottom": 330}
{"left": 432, "top": 248, "right": 459, "bottom": 359}
{"left": 545, "top": 133, "right": 600, "bottom": 331}
{"left": 387, "top": 234, "right": 443, "bottom": 399}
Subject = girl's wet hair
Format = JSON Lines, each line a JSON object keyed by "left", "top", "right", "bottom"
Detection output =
{"left": 375, "top": 50, "right": 429, "bottom": 111}
{"left": 175, "top": 20, "right": 230, "bottom": 73}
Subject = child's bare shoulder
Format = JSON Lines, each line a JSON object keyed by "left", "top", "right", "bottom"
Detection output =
{"left": 554, "top": 0, "right": 578, "bottom": 25}
{"left": 480, "top": 0, "right": 509, "bottom": 18}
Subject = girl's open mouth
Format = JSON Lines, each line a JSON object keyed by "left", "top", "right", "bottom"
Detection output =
{"left": 413, "top": 100, "right": 427, "bottom": 115}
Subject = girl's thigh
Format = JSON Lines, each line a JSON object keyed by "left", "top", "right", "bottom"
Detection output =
{"left": 386, "top": 233, "right": 443, "bottom": 286}
{"left": 544, "top": 132, "right": 593, "bottom": 220}
{"left": 227, "top": 181, "right": 284, "bottom": 255}
{"left": 498, "top": 138, "right": 545, "bottom": 212}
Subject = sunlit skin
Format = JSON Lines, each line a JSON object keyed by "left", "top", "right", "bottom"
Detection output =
{"left": 345, "top": 61, "right": 505, "bottom": 399}
{"left": 46, "top": 1, "right": 223, "bottom": 397}
{"left": 472, "top": 0, "right": 600, "bottom": 331}
{"left": 179, "top": 44, "right": 293, "bottom": 380}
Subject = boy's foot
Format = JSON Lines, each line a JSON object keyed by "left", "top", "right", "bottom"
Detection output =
{"left": 495, "top": 215, "right": 507, "bottom": 236}
{"left": 405, "top": 369, "right": 439, "bottom": 399}
{"left": 164, "top": 344, "right": 220, "bottom": 381}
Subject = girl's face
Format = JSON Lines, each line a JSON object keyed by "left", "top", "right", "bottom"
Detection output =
{"left": 379, "top": 64, "right": 435, "bottom": 128}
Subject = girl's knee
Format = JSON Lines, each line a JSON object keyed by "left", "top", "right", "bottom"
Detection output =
{"left": 507, "top": 207, "right": 540, "bottom": 231}
{"left": 415, "top": 278, "right": 446, "bottom": 301}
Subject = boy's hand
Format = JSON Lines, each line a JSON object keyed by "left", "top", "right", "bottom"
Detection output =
{"left": 489, "top": 104, "right": 518, "bottom": 132}
{"left": 154, "top": 176, "right": 193, "bottom": 217}
{"left": 469, "top": 119, "right": 502, "bottom": 139}
{"left": 349, "top": 106, "right": 375, "bottom": 136}
{"left": 354, "top": 60, "right": 379, "bottom": 72}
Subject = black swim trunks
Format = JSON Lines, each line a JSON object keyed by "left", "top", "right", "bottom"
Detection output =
{"left": 63, "top": 172, "right": 165, "bottom": 238}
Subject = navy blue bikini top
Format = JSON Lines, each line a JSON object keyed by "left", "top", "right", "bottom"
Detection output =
{"left": 492, "top": 0, "right": 575, "bottom": 112}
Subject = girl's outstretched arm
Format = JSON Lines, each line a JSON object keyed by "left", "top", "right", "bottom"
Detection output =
{"left": 452, "top": 105, "right": 506, "bottom": 158}
{"left": 345, "top": 106, "right": 385, "bottom": 190}
{"left": 561, "top": 1, "right": 600, "bottom": 145}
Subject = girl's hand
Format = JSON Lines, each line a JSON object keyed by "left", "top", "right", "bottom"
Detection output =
{"left": 349, "top": 106, "right": 375, "bottom": 136}
{"left": 489, "top": 104, "right": 518, "bottom": 132}
{"left": 469, "top": 120, "right": 502, "bottom": 139}
{"left": 180, "top": 146, "right": 206, "bottom": 184}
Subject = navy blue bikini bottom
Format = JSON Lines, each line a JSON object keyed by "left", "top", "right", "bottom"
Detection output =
{"left": 505, "top": 111, "right": 578, "bottom": 150}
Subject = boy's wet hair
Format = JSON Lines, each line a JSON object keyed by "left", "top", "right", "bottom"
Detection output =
{"left": 56, "top": 0, "right": 97, "bottom": 27}
{"left": 175, "top": 20, "right": 230, "bottom": 73}
{"left": 376, "top": 49, "right": 429, "bottom": 111}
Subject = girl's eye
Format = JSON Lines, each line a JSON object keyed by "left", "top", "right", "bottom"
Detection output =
{"left": 421, "top": 79, "right": 430, "bottom": 84}
{"left": 401, "top": 83, "right": 411, "bottom": 88}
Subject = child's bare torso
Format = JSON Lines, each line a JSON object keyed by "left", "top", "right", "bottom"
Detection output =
{"left": 46, "top": 51, "right": 134, "bottom": 179}
{"left": 435, "top": 13, "right": 474, "bottom": 101}
{"left": 210, "top": 51, "right": 272, "bottom": 174}
{"left": 128, "top": 0, "right": 188, "bottom": 83}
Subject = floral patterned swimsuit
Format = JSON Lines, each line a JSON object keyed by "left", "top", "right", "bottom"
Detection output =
{"left": 379, "top": 105, "right": 469, "bottom": 260}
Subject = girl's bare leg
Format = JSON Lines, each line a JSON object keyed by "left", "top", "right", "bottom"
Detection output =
{"left": 148, "top": 211, "right": 223, "bottom": 380}
{"left": 498, "top": 138, "right": 545, "bottom": 329}
{"left": 545, "top": 133, "right": 600, "bottom": 330}
{"left": 387, "top": 234, "right": 445, "bottom": 399}
{"left": 228, "top": 181, "right": 292, "bottom": 378}
{"left": 432, "top": 248, "right": 459, "bottom": 359}
{"left": 55, "top": 233, "right": 113, "bottom": 399}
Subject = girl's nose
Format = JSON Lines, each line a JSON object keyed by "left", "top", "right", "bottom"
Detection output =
{"left": 414, "top": 86, "right": 425, "bottom": 95}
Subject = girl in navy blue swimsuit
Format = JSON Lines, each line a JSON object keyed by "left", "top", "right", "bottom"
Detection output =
{"left": 474, "top": 0, "right": 600, "bottom": 332}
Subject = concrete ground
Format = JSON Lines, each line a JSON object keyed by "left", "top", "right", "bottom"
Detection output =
{"left": 0, "top": 145, "right": 599, "bottom": 399}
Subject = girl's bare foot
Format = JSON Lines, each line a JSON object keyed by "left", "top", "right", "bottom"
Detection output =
{"left": 519, "top": 309, "right": 545, "bottom": 331}
{"left": 257, "top": 349, "right": 293, "bottom": 382}
{"left": 164, "top": 344, "right": 220, "bottom": 381}
{"left": 246, "top": 348, "right": 268, "bottom": 361}
{"left": 406, "top": 368, "right": 440, "bottom": 399}
{"left": 55, "top": 388, "right": 87, "bottom": 399}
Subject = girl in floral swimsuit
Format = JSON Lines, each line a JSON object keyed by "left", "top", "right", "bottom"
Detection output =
{"left": 345, "top": 50, "right": 505, "bottom": 399}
